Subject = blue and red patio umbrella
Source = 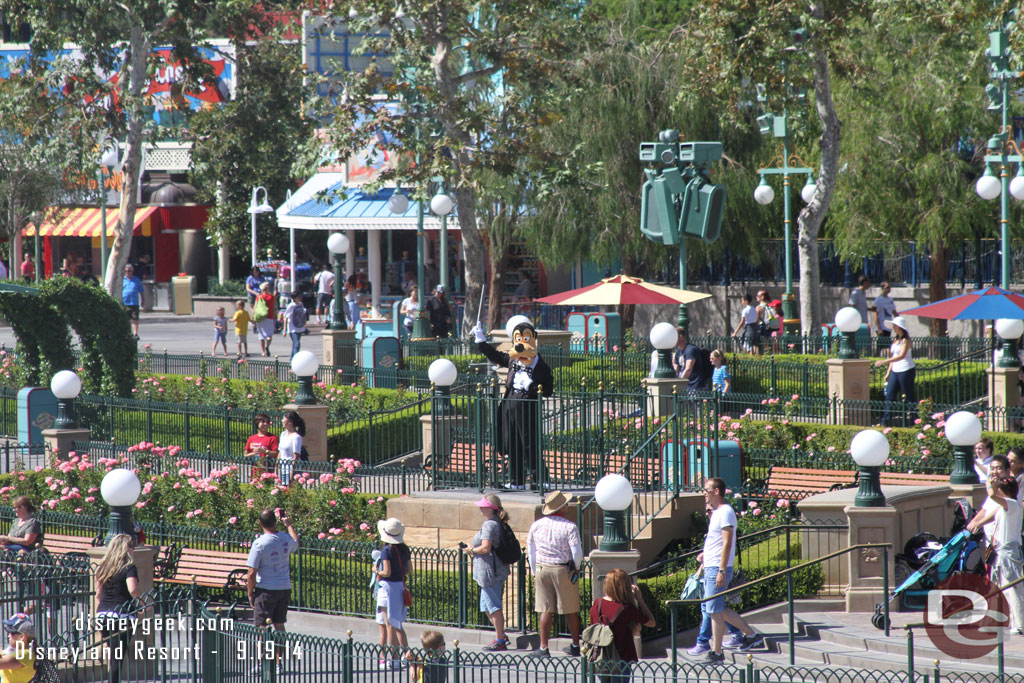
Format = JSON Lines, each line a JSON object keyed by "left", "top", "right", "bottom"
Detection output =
{"left": 901, "top": 286, "right": 1024, "bottom": 320}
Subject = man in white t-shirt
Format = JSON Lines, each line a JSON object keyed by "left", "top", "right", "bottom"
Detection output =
{"left": 968, "top": 475, "right": 1024, "bottom": 632}
{"left": 314, "top": 264, "right": 336, "bottom": 325}
{"left": 697, "top": 478, "right": 761, "bottom": 664}
{"left": 967, "top": 457, "right": 1010, "bottom": 548}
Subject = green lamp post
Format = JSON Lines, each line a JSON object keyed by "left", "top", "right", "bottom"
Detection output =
{"left": 946, "top": 411, "right": 982, "bottom": 486}
{"left": 996, "top": 318, "right": 1024, "bottom": 368}
{"left": 290, "top": 351, "right": 319, "bottom": 406}
{"left": 851, "top": 429, "right": 889, "bottom": 507}
{"left": 834, "top": 307, "right": 862, "bottom": 359}
{"left": 100, "top": 469, "right": 141, "bottom": 544}
{"left": 977, "top": 19, "right": 1023, "bottom": 365}
{"left": 595, "top": 473, "right": 634, "bottom": 552}
{"left": 649, "top": 322, "right": 678, "bottom": 379}
{"left": 430, "top": 190, "right": 454, "bottom": 292}
{"left": 50, "top": 370, "right": 81, "bottom": 430}
{"left": 327, "top": 232, "right": 350, "bottom": 330}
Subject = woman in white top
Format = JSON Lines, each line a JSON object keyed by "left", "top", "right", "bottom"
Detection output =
{"left": 874, "top": 316, "right": 915, "bottom": 426}
{"left": 278, "top": 410, "right": 304, "bottom": 486}
{"left": 400, "top": 286, "right": 418, "bottom": 337}
{"left": 731, "top": 293, "right": 760, "bottom": 355}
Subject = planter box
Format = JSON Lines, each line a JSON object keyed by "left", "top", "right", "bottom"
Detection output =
{"left": 192, "top": 295, "right": 241, "bottom": 318}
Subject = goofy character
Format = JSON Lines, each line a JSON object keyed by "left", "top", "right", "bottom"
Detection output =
{"left": 472, "top": 320, "right": 554, "bottom": 490}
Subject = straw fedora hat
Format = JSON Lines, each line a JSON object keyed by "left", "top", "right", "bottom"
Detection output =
{"left": 377, "top": 517, "right": 406, "bottom": 544}
{"left": 542, "top": 491, "right": 571, "bottom": 516}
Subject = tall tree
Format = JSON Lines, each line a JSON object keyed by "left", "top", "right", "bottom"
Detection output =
{"left": 322, "top": 0, "right": 588, "bottom": 336}
{"left": 826, "top": 13, "right": 992, "bottom": 336}
{"left": 6, "top": 0, "right": 249, "bottom": 297}
{"left": 680, "top": 0, "right": 855, "bottom": 333}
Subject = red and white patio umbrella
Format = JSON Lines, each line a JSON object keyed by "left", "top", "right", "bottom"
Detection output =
{"left": 535, "top": 275, "right": 711, "bottom": 306}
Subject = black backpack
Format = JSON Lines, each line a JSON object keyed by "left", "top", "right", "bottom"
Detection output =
{"left": 494, "top": 521, "right": 522, "bottom": 565}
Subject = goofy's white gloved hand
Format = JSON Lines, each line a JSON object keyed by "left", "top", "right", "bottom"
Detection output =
{"left": 471, "top": 323, "right": 487, "bottom": 344}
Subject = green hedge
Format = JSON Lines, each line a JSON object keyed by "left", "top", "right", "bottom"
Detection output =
{"left": 327, "top": 408, "right": 427, "bottom": 465}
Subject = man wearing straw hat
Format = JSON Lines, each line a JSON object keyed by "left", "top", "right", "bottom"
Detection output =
{"left": 526, "top": 491, "right": 583, "bottom": 657}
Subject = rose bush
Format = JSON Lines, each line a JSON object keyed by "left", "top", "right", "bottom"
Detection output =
{"left": 0, "top": 442, "right": 388, "bottom": 542}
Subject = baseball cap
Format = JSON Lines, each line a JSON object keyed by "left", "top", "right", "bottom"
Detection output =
{"left": 434, "top": 284, "right": 445, "bottom": 293}
{"left": 3, "top": 613, "right": 33, "bottom": 638}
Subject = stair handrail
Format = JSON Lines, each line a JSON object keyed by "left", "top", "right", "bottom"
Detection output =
{"left": 664, "top": 541, "right": 891, "bottom": 669}
{"left": 900, "top": 572, "right": 1024, "bottom": 682}
{"left": 576, "top": 412, "right": 679, "bottom": 545}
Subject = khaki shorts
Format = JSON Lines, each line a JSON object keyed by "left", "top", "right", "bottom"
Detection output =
{"left": 534, "top": 564, "right": 580, "bottom": 614}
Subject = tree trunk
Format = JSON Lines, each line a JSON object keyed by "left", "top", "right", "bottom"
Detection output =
{"left": 454, "top": 185, "right": 486, "bottom": 340}
{"left": 619, "top": 252, "right": 637, "bottom": 329}
{"left": 928, "top": 240, "right": 950, "bottom": 339}
{"left": 487, "top": 254, "right": 508, "bottom": 333}
{"left": 798, "top": 1, "right": 841, "bottom": 335}
{"left": 103, "top": 24, "right": 148, "bottom": 299}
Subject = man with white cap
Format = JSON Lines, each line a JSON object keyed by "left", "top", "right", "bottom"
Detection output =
{"left": 425, "top": 284, "right": 452, "bottom": 338}
{"left": 526, "top": 491, "right": 583, "bottom": 657}
{"left": 0, "top": 613, "right": 34, "bottom": 683}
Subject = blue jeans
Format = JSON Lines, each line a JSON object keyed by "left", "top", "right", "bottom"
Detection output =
{"left": 697, "top": 605, "right": 742, "bottom": 644}
{"left": 289, "top": 332, "right": 302, "bottom": 358}
{"left": 703, "top": 566, "right": 733, "bottom": 613}
{"left": 882, "top": 368, "right": 916, "bottom": 426}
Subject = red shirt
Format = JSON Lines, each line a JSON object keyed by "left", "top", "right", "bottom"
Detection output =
{"left": 20, "top": 261, "right": 34, "bottom": 278}
{"left": 246, "top": 433, "right": 279, "bottom": 456}
{"left": 257, "top": 293, "right": 276, "bottom": 318}
{"left": 589, "top": 598, "right": 645, "bottom": 662}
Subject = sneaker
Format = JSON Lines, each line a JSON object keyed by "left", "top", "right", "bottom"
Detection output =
{"left": 562, "top": 644, "right": 580, "bottom": 657}
{"left": 686, "top": 642, "right": 711, "bottom": 657}
{"left": 483, "top": 638, "right": 508, "bottom": 652}
{"left": 704, "top": 651, "right": 725, "bottom": 665}
{"left": 739, "top": 634, "right": 764, "bottom": 652}
{"left": 529, "top": 648, "right": 550, "bottom": 658}
{"left": 377, "top": 659, "right": 392, "bottom": 670}
{"left": 723, "top": 634, "right": 745, "bottom": 649}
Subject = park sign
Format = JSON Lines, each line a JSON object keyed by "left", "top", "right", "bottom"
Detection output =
{"left": 639, "top": 131, "right": 726, "bottom": 245}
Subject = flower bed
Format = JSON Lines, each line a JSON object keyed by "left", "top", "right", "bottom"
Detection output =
{"left": 0, "top": 442, "right": 388, "bottom": 541}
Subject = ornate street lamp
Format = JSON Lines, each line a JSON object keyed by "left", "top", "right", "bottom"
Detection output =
{"left": 430, "top": 191, "right": 454, "bottom": 292}
{"left": 850, "top": 429, "right": 889, "bottom": 507}
{"left": 50, "top": 370, "right": 82, "bottom": 430}
{"left": 428, "top": 358, "right": 457, "bottom": 416}
{"left": 649, "top": 322, "right": 678, "bottom": 379}
{"left": 247, "top": 186, "right": 273, "bottom": 268}
{"left": 946, "top": 410, "right": 982, "bottom": 485}
{"left": 327, "top": 232, "right": 350, "bottom": 330}
{"left": 101, "top": 468, "right": 141, "bottom": 544}
{"left": 834, "top": 307, "right": 862, "bottom": 359}
{"left": 290, "top": 350, "right": 319, "bottom": 406}
{"left": 595, "top": 474, "right": 634, "bottom": 552}
{"left": 995, "top": 318, "right": 1024, "bottom": 368}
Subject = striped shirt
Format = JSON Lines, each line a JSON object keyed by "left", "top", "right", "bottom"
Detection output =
{"left": 527, "top": 515, "right": 581, "bottom": 565}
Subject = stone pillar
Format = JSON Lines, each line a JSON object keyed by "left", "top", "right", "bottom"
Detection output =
{"left": 986, "top": 366, "right": 1020, "bottom": 433}
{"left": 844, "top": 504, "right": 897, "bottom": 612}
{"left": 282, "top": 403, "right": 328, "bottom": 461}
{"left": 421, "top": 414, "right": 467, "bottom": 469}
{"left": 645, "top": 378, "right": 685, "bottom": 418}
{"left": 322, "top": 328, "right": 357, "bottom": 367}
{"left": 41, "top": 427, "right": 91, "bottom": 458}
{"left": 826, "top": 358, "right": 872, "bottom": 426}
{"left": 588, "top": 548, "right": 643, "bottom": 657}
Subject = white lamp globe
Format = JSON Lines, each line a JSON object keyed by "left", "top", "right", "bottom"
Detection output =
{"left": 327, "top": 232, "right": 350, "bottom": 254}
{"left": 428, "top": 358, "right": 458, "bottom": 387}
{"left": 649, "top": 322, "right": 678, "bottom": 350}
{"left": 1010, "top": 175, "right": 1024, "bottom": 201}
{"left": 50, "top": 370, "right": 82, "bottom": 400}
{"left": 430, "top": 194, "right": 454, "bottom": 216}
{"left": 388, "top": 193, "right": 410, "bottom": 215}
{"left": 801, "top": 181, "right": 817, "bottom": 203}
{"left": 594, "top": 474, "right": 634, "bottom": 511}
{"left": 834, "top": 307, "right": 862, "bottom": 333}
{"left": 995, "top": 318, "right": 1024, "bottom": 341}
{"left": 976, "top": 174, "right": 1002, "bottom": 200}
{"left": 290, "top": 350, "right": 319, "bottom": 377}
{"left": 753, "top": 183, "right": 775, "bottom": 205}
{"left": 505, "top": 315, "right": 532, "bottom": 338}
{"left": 945, "top": 411, "right": 982, "bottom": 447}
{"left": 850, "top": 429, "right": 889, "bottom": 467}
{"left": 101, "top": 469, "right": 141, "bottom": 507}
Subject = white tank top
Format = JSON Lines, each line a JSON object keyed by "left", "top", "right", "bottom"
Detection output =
{"left": 891, "top": 338, "right": 915, "bottom": 373}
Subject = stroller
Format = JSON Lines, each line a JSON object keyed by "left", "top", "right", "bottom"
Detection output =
{"left": 872, "top": 499, "right": 985, "bottom": 629}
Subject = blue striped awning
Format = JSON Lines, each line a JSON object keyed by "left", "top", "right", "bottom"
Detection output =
{"left": 276, "top": 175, "right": 454, "bottom": 231}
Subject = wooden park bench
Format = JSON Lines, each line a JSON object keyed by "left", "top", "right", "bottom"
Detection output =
{"left": 878, "top": 471, "right": 950, "bottom": 487}
{"left": 156, "top": 546, "right": 247, "bottom": 600}
{"left": 765, "top": 466, "right": 856, "bottom": 500}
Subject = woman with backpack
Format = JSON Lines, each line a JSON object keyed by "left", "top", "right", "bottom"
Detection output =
{"left": 468, "top": 495, "right": 513, "bottom": 651}
{"left": 586, "top": 568, "right": 655, "bottom": 682}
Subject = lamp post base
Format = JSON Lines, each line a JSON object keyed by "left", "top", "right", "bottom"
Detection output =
{"left": 106, "top": 505, "right": 136, "bottom": 545}
{"left": 997, "top": 339, "right": 1021, "bottom": 368}
{"left": 652, "top": 349, "right": 675, "bottom": 379}
{"left": 598, "top": 509, "right": 631, "bottom": 552}
{"left": 854, "top": 466, "right": 886, "bottom": 507}
{"left": 950, "top": 445, "right": 980, "bottom": 485}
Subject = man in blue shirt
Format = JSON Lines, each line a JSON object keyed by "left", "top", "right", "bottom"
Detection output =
{"left": 246, "top": 509, "right": 299, "bottom": 637}
{"left": 122, "top": 264, "right": 143, "bottom": 338}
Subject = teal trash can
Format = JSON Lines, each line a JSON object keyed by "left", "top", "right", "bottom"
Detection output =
{"left": 661, "top": 439, "right": 742, "bottom": 491}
